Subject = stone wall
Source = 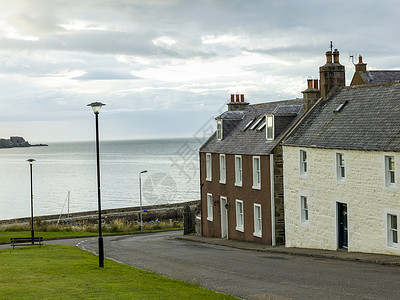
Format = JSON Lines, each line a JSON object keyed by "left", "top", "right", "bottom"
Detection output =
{"left": 272, "top": 146, "right": 285, "bottom": 245}
{"left": 283, "top": 145, "right": 400, "bottom": 255}
{"left": 0, "top": 200, "right": 200, "bottom": 226}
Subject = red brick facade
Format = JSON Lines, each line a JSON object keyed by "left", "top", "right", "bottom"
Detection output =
{"left": 200, "top": 152, "right": 273, "bottom": 244}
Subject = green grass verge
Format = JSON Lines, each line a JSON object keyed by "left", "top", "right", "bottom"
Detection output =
{"left": 0, "top": 228, "right": 182, "bottom": 243}
{"left": 0, "top": 245, "right": 235, "bottom": 299}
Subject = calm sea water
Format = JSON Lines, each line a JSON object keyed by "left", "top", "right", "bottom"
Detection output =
{"left": 0, "top": 138, "right": 202, "bottom": 220}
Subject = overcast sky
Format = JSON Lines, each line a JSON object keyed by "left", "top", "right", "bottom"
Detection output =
{"left": 0, "top": 0, "right": 399, "bottom": 142}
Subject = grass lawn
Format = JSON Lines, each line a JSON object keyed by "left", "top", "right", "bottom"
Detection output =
{"left": 0, "top": 245, "right": 235, "bottom": 299}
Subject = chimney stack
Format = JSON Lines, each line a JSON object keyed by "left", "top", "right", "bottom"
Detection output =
{"left": 228, "top": 94, "right": 249, "bottom": 111}
{"left": 319, "top": 48, "right": 345, "bottom": 98}
{"left": 355, "top": 55, "right": 367, "bottom": 73}
{"left": 302, "top": 78, "right": 321, "bottom": 111}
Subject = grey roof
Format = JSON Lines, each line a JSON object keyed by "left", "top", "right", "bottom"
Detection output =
{"left": 284, "top": 82, "right": 400, "bottom": 152}
{"left": 365, "top": 71, "right": 400, "bottom": 84}
{"left": 200, "top": 100, "right": 303, "bottom": 155}
{"left": 216, "top": 111, "right": 245, "bottom": 120}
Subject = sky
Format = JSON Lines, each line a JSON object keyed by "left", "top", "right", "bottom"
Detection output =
{"left": 0, "top": 0, "right": 399, "bottom": 142}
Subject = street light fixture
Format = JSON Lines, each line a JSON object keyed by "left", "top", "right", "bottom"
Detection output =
{"left": 139, "top": 170, "right": 148, "bottom": 231}
{"left": 27, "top": 158, "right": 35, "bottom": 245}
{"left": 87, "top": 101, "right": 106, "bottom": 268}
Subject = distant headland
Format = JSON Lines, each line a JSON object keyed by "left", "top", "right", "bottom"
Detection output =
{"left": 0, "top": 136, "right": 48, "bottom": 149}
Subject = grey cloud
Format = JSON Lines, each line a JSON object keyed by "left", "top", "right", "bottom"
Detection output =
{"left": 73, "top": 69, "right": 142, "bottom": 80}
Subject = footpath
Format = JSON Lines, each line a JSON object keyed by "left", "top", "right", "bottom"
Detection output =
{"left": 175, "top": 234, "right": 400, "bottom": 267}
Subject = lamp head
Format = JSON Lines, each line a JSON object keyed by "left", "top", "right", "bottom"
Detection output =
{"left": 140, "top": 170, "right": 148, "bottom": 174}
{"left": 87, "top": 102, "right": 106, "bottom": 114}
{"left": 27, "top": 158, "right": 36, "bottom": 165}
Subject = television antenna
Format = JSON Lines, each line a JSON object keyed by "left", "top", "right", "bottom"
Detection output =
{"left": 348, "top": 51, "right": 358, "bottom": 65}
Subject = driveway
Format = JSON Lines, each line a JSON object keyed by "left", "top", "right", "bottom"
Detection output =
{"left": 51, "top": 231, "right": 400, "bottom": 299}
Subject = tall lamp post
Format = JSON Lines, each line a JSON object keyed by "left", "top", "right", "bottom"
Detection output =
{"left": 27, "top": 158, "right": 35, "bottom": 244}
{"left": 139, "top": 170, "right": 147, "bottom": 231}
{"left": 87, "top": 101, "right": 106, "bottom": 268}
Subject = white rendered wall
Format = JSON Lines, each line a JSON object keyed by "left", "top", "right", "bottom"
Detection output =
{"left": 283, "top": 146, "right": 400, "bottom": 255}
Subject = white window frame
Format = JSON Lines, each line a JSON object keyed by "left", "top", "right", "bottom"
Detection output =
{"left": 300, "top": 150, "right": 308, "bottom": 175}
{"left": 217, "top": 119, "right": 223, "bottom": 140}
{"left": 235, "top": 200, "right": 244, "bottom": 232}
{"left": 206, "top": 153, "right": 212, "bottom": 181}
{"left": 252, "top": 156, "right": 261, "bottom": 189}
{"left": 253, "top": 204, "right": 262, "bottom": 237}
{"left": 207, "top": 193, "right": 213, "bottom": 221}
{"left": 388, "top": 213, "right": 398, "bottom": 247}
{"left": 336, "top": 153, "right": 345, "bottom": 181}
{"left": 219, "top": 154, "right": 226, "bottom": 184}
{"left": 385, "top": 155, "right": 396, "bottom": 187}
{"left": 301, "top": 196, "right": 309, "bottom": 223}
{"left": 235, "top": 155, "right": 242, "bottom": 187}
{"left": 266, "top": 114, "right": 274, "bottom": 140}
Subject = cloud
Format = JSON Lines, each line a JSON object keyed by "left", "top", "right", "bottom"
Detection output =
{"left": 73, "top": 69, "right": 142, "bottom": 80}
{"left": 0, "top": 0, "right": 399, "bottom": 141}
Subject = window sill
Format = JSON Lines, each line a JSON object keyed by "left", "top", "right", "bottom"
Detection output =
{"left": 219, "top": 180, "right": 226, "bottom": 184}
{"left": 252, "top": 185, "right": 261, "bottom": 190}
{"left": 207, "top": 217, "right": 213, "bottom": 222}
{"left": 235, "top": 226, "right": 244, "bottom": 232}
{"left": 206, "top": 178, "right": 212, "bottom": 182}
{"left": 235, "top": 183, "right": 242, "bottom": 187}
{"left": 253, "top": 232, "right": 262, "bottom": 238}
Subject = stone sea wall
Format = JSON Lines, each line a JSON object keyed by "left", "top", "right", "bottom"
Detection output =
{"left": 0, "top": 200, "right": 201, "bottom": 225}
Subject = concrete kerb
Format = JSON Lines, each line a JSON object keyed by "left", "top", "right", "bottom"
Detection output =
{"left": 173, "top": 235, "right": 400, "bottom": 267}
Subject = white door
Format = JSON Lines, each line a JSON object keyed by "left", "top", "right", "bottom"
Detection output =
{"left": 220, "top": 197, "right": 228, "bottom": 239}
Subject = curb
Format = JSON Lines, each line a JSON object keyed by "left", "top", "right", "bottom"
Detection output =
{"left": 173, "top": 235, "right": 400, "bottom": 267}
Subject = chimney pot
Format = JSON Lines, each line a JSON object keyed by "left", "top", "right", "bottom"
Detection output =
{"left": 231, "top": 94, "right": 234, "bottom": 102}
{"left": 236, "top": 94, "right": 240, "bottom": 102}
{"left": 240, "top": 94, "right": 244, "bottom": 102}
{"left": 333, "top": 49, "right": 340, "bottom": 63}
{"left": 358, "top": 55, "right": 363, "bottom": 64}
{"left": 307, "top": 79, "right": 313, "bottom": 89}
{"left": 325, "top": 51, "right": 332, "bottom": 64}
{"left": 313, "top": 79, "right": 319, "bottom": 89}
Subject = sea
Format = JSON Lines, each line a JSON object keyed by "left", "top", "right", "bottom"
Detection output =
{"left": 0, "top": 137, "right": 203, "bottom": 221}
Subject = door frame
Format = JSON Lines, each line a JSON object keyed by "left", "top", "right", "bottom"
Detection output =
{"left": 220, "top": 196, "right": 228, "bottom": 239}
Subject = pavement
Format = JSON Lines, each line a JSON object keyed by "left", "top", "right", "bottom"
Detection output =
{"left": 174, "top": 234, "right": 400, "bottom": 267}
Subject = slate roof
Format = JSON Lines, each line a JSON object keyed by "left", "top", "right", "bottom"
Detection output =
{"left": 200, "top": 100, "right": 303, "bottom": 155}
{"left": 284, "top": 82, "right": 400, "bottom": 152}
{"left": 365, "top": 71, "right": 400, "bottom": 84}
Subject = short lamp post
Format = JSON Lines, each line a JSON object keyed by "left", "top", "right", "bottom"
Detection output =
{"left": 139, "top": 170, "right": 147, "bottom": 231}
{"left": 87, "top": 101, "right": 106, "bottom": 268}
{"left": 27, "top": 158, "right": 35, "bottom": 244}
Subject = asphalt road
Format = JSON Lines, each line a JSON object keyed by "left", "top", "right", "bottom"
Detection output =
{"left": 48, "top": 231, "right": 400, "bottom": 299}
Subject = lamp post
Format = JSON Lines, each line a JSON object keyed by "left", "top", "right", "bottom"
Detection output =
{"left": 87, "top": 101, "right": 106, "bottom": 268}
{"left": 139, "top": 170, "right": 147, "bottom": 231}
{"left": 27, "top": 158, "right": 35, "bottom": 244}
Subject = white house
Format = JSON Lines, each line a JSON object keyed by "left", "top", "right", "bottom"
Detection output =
{"left": 283, "top": 81, "right": 400, "bottom": 255}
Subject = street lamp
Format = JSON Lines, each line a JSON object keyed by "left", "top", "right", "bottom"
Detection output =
{"left": 139, "top": 170, "right": 148, "bottom": 231}
{"left": 27, "top": 158, "right": 35, "bottom": 245}
{"left": 87, "top": 101, "right": 106, "bottom": 268}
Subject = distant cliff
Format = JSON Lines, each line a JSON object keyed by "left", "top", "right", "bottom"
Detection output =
{"left": 0, "top": 137, "right": 47, "bottom": 149}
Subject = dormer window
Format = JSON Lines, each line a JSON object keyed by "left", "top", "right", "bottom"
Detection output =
{"left": 266, "top": 114, "right": 274, "bottom": 140}
{"left": 217, "top": 119, "right": 222, "bottom": 140}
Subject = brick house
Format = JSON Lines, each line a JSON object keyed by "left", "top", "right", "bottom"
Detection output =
{"left": 282, "top": 51, "right": 400, "bottom": 255}
{"left": 199, "top": 94, "right": 303, "bottom": 245}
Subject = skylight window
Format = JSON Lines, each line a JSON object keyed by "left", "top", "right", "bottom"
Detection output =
{"left": 243, "top": 118, "right": 255, "bottom": 131}
{"left": 250, "top": 116, "right": 265, "bottom": 130}
{"left": 257, "top": 122, "right": 266, "bottom": 131}
{"left": 334, "top": 100, "right": 348, "bottom": 113}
